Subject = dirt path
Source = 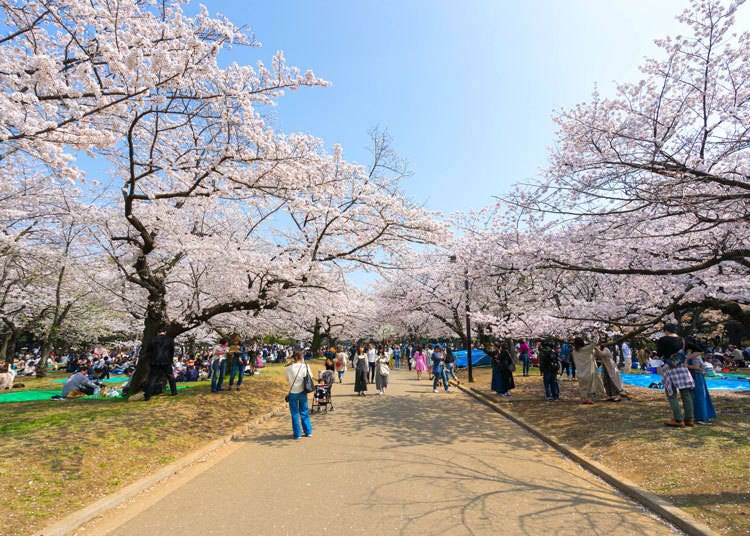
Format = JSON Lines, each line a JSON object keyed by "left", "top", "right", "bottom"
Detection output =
{"left": 76, "top": 369, "right": 680, "bottom": 535}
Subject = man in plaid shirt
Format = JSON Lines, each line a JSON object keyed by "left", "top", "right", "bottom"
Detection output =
{"left": 657, "top": 324, "right": 695, "bottom": 427}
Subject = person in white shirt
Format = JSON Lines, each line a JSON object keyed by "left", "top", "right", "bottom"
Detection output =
{"left": 621, "top": 342, "right": 632, "bottom": 369}
{"left": 367, "top": 343, "right": 377, "bottom": 383}
{"left": 286, "top": 351, "right": 312, "bottom": 439}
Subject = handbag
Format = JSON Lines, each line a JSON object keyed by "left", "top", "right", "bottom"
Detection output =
{"left": 379, "top": 363, "right": 390, "bottom": 376}
{"left": 303, "top": 366, "right": 314, "bottom": 393}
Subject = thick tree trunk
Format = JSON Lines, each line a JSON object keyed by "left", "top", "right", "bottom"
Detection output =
{"left": 130, "top": 294, "right": 168, "bottom": 396}
{"left": 36, "top": 339, "right": 54, "bottom": 378}
{"left": 0, "top": 332, "right": 10, "bottom": 363}
{"left": 310, "top": 317, "right": 322, "bottom": 356}
{"left": 2, "top": 328, "right": 19, "bottom": 364}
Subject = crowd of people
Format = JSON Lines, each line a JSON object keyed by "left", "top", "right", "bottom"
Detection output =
{"left": 483, "top": 329, "right": 726, "bottom": 427}
{"left": 1, "top": 328, "right": 744, "bottom": 437}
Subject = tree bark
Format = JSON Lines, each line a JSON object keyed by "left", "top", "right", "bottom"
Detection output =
{"left": 129, "top": 292, "right": 168, "bottom": 396}
{"left": 310, "top": 317, "right": 322, "bottom": 357}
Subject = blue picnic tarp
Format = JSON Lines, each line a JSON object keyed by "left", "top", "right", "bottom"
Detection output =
{"left": 453, "top": 349, "right": 490, "bottom": 368}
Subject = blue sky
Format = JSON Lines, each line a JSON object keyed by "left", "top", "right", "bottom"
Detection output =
{"left": 204, "top": 0, "right": 697, "bottom": 215}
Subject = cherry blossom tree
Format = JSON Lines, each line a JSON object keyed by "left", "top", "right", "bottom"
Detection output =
{"left": 503, "top": 0, "right": 750, "bottom": 333}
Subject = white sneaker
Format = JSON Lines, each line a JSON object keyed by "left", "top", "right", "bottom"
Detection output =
{"left": 433, "top": 389, "right": 438, "bottom": 393}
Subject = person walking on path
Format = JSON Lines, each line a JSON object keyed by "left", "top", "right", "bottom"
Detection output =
{"left": 444, "top": 348, "right": 459, "bottom": 385}
{"left": 144, "top": 327, "right": 177, "bottom": 401}
{"left": 334, "top": 347, "right": 348, "bottom": 383}
{"left": 594, "top": 343, "right": 628, "bottom": 402}
{"left": 375, "top": 350, "right": 390, "bottom": 395}
{"left": 685, "top": 339, "right": 716, "bottom": 425}
{"left": 286, "top": 350, "right": 312, "bottom": 439}
{"left": 657, "top": 324, "right": 695, "bottom": 427}
{"left": 572, "top": 335, "right": 606, "bottom": 405}
{"left": 413, "top": 346, "right": 427, "bottom": 380}
{"left": 431, "top": 345, "right": 450, "bottom": 393}
{"left": 518, "top": 339, "right": 531, "bottom": 376}
{"left": 367, "top": 343, "right": 377, "bottom": 384}
{"left": 353, "top": 346, "right": 369, "bottom": 396}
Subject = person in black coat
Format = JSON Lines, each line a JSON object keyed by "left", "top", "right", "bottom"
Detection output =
{"left": 144, "top": 327, "right": 177, "bottom": 401}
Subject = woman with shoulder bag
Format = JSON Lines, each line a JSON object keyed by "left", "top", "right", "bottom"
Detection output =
{"left": 285, "top": 350, "right": 313, "bottom": 439}
{"left": 375, "top": 348, "right": 390, "bottom": 395}
{"left": 334, "top": 347, "right": 348, "bottom": 383}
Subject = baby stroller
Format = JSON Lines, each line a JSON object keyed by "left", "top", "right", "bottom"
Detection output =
{"left": 311, "top": 369, "right": 335, "bottom": 413}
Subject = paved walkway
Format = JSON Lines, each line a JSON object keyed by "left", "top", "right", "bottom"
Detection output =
{"left": 78, "top": 369, "right": 679, "bottom": 535}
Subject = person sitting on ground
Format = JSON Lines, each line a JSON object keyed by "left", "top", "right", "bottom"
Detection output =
{"left": 22, "top": 357, "right": 36, "bottom": 376}
{"left": 186, "top": 361, "right": 199, "bottom": 382}
{"left": 62, "top": 365, "right": 99, "bottom": 398}
{"left": 120, "top": 366, "right": 135, "bottom": 397}
{"left": 728, "top": 345, "right": 745, "bottom": 368}
{"left": 0, "top": 365, "right": 17, "bottom": 390}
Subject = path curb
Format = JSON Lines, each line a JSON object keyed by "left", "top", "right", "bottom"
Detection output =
{"left": 33, "top": 402, "right": 288, "bottom": 536}
{"left": 459, "top": 384, "right": 720, "bottom": 536}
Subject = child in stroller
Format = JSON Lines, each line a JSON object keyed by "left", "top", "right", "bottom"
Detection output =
{"left": 312, "top": 369, "right": 335, "bottom": 413}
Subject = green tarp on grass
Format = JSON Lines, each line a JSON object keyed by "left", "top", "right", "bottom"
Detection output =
{"left": 0, "top": 385, "right": 194, "bottom": 403}
{"left": 52, "top": 377, "right": 128, "bottom": 383}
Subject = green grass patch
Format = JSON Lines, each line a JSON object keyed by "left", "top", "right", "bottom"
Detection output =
{"left": 0, "top": 365, "right": 289, "bottom": 536}
{"left": 468, "top": 368, "right": 750, "bottom": 536}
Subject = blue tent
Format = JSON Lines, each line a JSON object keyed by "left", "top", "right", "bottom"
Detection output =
{"left": 453, "top": 349, "right": 490, "bottom": 368}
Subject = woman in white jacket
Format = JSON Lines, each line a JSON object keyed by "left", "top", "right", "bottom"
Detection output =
{"left": 286, "top": 351, "right": 313, "bottom": 439}
{"left": 334, "top": 347, "right": 348, "bottom": 383}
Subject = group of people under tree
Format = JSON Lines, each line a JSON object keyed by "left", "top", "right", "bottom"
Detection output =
{"left": 487, "top": 327, "right": 718, "bottom": 427}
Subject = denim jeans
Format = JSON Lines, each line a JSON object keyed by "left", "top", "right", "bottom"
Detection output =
{"left": 543, "top": 371, "right": 559, "bottom": 399}
{"left": 288, "top": 392, "right": 312, "bottom": 438}
{"left": 210, "top": 359, "right": 226, "bottom": 392}
{"left": 228, "top": 358, "right": 246, "bottom": 388}
{"left": 433, "top": 368, "right": 449, "bottom": 391}
{"left": 445, "top": 363, "right": 458, "bottom": 381}
{"left": 520, "top": 353, "right": 530, "bottom": 376}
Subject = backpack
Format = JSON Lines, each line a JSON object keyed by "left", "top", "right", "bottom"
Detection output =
{"left": 663, "top": 338, "right": 686, "bottom": 368}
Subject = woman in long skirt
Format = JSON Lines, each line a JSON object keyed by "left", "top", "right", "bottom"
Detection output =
{"left": 353, "top": 346, "right": 369, "bottom": 396}
{"left": 491, "top": 343, "right": 515, "bottom": 397}
{"left": 594, "top": 344, "right": 627, "bottom": 401}
{"left": 572, "top": 336, "right": 606, "bottom": 404}
{"left": 375, "top": 350, "right": 390, "bottom": 395}
{"left": 686, "top": 343, "right": 716, "bottom": 424}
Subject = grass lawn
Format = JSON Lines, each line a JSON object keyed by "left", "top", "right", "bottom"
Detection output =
{"left": 2, "top": 362, "right": 748, "bottom": 536}
{"left": 0, "top": 364, "right": 289, "bottom": 536}
{"left": 464, "top": 367, "right": 750, "bottom": 536}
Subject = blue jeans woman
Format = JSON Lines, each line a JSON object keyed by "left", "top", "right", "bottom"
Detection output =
{"left": 286, "top": 351, "right": 313, "bottom": 439}
{"left": 228, "top": 355, "right": 247, "bottom": 391}
{"left": 288, "top": 392, "right": 312, "bottom": 439}
{"left": 210, "top": 358, "right": 226, "bottom": 392}
{"left": 520, "top": 353, "right": 530, "bottom": 376}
